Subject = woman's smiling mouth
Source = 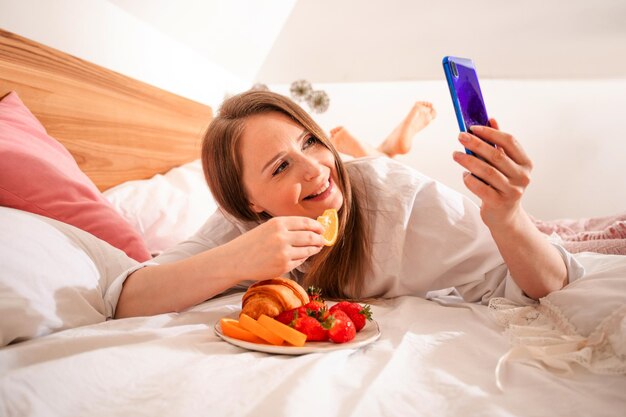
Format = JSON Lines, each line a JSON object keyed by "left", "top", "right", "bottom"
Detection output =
{"left": 304, "top": 178, "right": 332, "bottom": 201}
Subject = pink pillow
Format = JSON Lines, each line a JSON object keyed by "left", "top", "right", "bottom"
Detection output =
{"left": 0, "top": 91, "right": 151, "bottom": 262}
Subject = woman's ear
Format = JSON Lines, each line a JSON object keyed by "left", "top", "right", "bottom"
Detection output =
{"left": 249, "top": 201, "right": 265, "bottom": 214}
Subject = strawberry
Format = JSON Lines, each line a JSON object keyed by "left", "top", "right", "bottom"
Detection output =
{"left": 292, "top": 314, "right": 328, "bottom": 342}
{"left": 329, "top": 301, "right": 372, "bottom": 332}
{"left": 303, "top": 300, "right": 327, "bottom": 319}
{"left": 306, "top": 286, "right": 324, "bottom": 302}
{"left": 275, "top": 306, "right": 305, "bottom": 325}
{"left": 324, "top": 310, "right": 356, "bottom": 343}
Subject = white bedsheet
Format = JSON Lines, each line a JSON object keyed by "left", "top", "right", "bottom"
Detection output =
{"left": 1, "top": 293, "right": 624, "bottom": 417}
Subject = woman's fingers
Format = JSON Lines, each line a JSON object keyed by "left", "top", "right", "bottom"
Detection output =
{"left": 290, "top": 230, "right": 325, "bottom": 248}
{"left": 264, "top": 216, "right": 324, "bottom": 254}
{"left": 455, "top": 124, "right": 532, "bottom": 202}
{"left": 457, "top": 133, "right": 528, "bottom": 189}
{"left": 452, "top": 119, "right": 535, "bottom": 227}
{"left": 461, "top": 170, "right": 502, "bottom": 204}
{"left": 468, "top": 124, "right": 532, "bottom": 168}
{"left": 290, "top": 245, "right": 324, "bottom": 262}
{"left": 281, "top": 216, "right": 325, "bottom": 235}
{"left": 453, "top": 150, "right": 511, "bottom": 195}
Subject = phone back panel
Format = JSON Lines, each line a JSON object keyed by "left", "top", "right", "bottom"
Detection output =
{"left": 442, "top": 56, "right": 489, "bottom": 133}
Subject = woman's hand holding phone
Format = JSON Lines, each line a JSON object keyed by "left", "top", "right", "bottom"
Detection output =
{"left": 452, "top": 118, "right": 534, "bottom": 229}
{"left": 443, "top": 57, "right": 567, "bottom": 298}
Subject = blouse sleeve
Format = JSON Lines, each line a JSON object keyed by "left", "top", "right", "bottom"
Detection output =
{"left": 463, "top": 241, "right": 586, "bottom": 306}
{"left": 108, "top": 209, "right": 251, "bottom": 315}
{"left": 403, "top": 175, "right": 586, "bottom": 306}
{"left": 153, "top": 208, "right": 245, "bottom": 265}
{"left": 352, "top": 157, "right": 585, "bottom": 305}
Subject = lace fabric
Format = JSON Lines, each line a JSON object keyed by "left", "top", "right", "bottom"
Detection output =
{"left": 488, "top": 297, "right": 626, "bottom": 390}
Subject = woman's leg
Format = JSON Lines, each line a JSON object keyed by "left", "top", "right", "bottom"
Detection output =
{"left": 329, "top": 101, "right": 436, "bottom": 158}
{"left": 329, "top": 126, "right": 383, "bottom": 158}
{"left": 376, "top": 101, "right": 436, "bottom": 157}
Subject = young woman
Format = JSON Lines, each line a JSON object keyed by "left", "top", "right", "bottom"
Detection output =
{"left": 115, "top": 91, "right": 582, "bottom": 318}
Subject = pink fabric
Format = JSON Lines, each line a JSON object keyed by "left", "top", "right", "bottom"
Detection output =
{"left": 533, "top": 213, "right": 626, "bottom": 255}
{"left": 0, "top": 91, "right": 151, "bottom": 262}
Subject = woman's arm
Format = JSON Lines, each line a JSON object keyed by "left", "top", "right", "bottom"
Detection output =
{"left": 452, "top": 119, "right": 567, "bottom": 299}
{"left": 115, "top": 216, "right": 325, "bottom": 318}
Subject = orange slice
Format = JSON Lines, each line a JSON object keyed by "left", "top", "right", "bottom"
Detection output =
{"left": 258, "top": 314, "right": 307, "bottom": 347}
{"left": 317, "top": 208, "right": 338, "bottom": 246}
{"left": 238, "top": 313, "right": 284, "bottom": 346}
{"left": 220, "top": 318, "right": 265, "bottom": 344}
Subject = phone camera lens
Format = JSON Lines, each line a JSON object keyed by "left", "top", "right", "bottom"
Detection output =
{"left": 451, "top": 61, "right": 458, "bottom": 77}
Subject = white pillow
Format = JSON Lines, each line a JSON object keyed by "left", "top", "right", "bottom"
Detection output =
{"left": 490, "top": 252, "right": 626, "bottom": 379}
{"left": 0, "top": 207, "right": 138, "bottom": 346}
{"left": 103, "top": 159, "right": 216, "bottom": 255}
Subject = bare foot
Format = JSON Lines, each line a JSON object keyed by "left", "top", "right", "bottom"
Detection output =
{"left": 377, "top": 101, "right": 437, "bottom": 157}
{"left": 329, "top": 126, "right": 380, "bottom": 158}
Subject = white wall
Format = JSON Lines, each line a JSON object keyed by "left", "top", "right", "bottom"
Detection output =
{"left": 271, "top": 79, "right": 626, "bottom": 219}
{"left": 257, "top": 0, "right": 626, "bottom": 83}
{"left": 108, "top": 0, "right": 297, "bottom": 82}
{"left": 0, "top": 0, "right": 246, "bottom": 107}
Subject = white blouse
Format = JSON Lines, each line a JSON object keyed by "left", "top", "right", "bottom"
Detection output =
{"left": 153, "top": 157, "right": 584, "bottom": 305}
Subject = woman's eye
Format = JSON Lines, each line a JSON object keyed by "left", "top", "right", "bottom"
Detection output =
{"left": 303, "top": 136, "right": 318, "bottom": 149}
{"left": 273, "top": 161, "right": 288, "bottom": 176}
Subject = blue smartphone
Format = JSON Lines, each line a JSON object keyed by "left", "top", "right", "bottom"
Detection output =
{"left": 442, "top": 56, "right": 493, "bottom": 157}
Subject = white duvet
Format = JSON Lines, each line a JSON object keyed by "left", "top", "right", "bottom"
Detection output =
{"left": 1, "top": 291, "right": 624, "bottom": 417}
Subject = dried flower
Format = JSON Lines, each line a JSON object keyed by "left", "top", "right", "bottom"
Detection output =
{"left": 290, "top": 79, "right": 313, "bottom": 102}
{"left": 250, "top": 83, "right": 269, "bottom": 91}
{"left": 306, "top": 90, "right": 330, "bottom": 113}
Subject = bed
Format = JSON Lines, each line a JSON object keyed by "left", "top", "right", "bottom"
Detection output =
{"left": 1, "top": 29, "right": 625, "bottom": 417}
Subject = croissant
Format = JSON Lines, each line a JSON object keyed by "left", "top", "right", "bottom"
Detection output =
{"left": 241, "top": 278, "right": 309, "bottom": 320}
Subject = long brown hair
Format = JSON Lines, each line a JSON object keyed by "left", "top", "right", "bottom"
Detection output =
{"left": 202, "top": 90, "right": 370, "bottom": 298}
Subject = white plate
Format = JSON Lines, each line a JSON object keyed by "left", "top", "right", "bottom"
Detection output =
{"left": 214, "top": 312, "right": 381, "bottom": 355}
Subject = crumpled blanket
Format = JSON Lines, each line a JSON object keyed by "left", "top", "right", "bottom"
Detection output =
{"left": 488, "top": 252, "right": 626, "bottom": 389}
{"left": 532, "top": 213, "right": 626, "bottom": 255}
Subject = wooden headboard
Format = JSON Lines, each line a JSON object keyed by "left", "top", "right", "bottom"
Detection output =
{"left": 0, "top": 29, "right": 213, "bottom": 191}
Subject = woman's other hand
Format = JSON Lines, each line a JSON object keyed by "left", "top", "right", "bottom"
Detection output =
{"left": 452, "top": 118, "right": 533, "bottom": 229}
{"left": 221, "top": 216, "right": 325, "bottom": 281}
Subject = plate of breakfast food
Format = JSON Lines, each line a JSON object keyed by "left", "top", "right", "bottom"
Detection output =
{"left": 214, "top": 277, "right": 381, "bottom": 355}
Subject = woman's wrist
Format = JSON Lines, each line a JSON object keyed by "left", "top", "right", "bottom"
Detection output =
{"left": 485, "top": 205, "right": 568, "bottom": 299}
{"left": 194, "top": 244, "right": 247, "bottom": 291}
{"left": 483, "top": 205, "right": 529, "bottom": 236}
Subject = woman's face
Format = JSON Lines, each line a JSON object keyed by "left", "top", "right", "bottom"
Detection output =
{"left": 239, "top": 111, "right": 343, "bottom": 219}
